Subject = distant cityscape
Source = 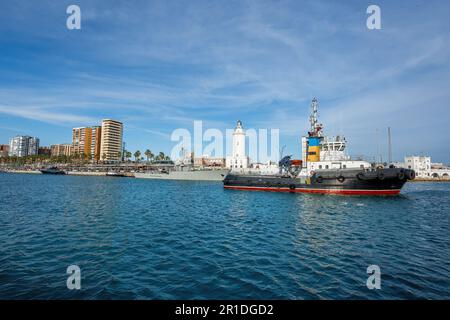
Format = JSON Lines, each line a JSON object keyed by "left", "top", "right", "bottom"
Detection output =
{"left": 0, "top": 118, "right": 449, "bottom": 180}
{"left": 1, "top": 119, "right": 124, "bottom": 162}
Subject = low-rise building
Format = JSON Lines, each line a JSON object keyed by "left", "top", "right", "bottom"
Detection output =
{"left": 395, "top": 156, "right": 449, "bottom": 179}
{"left": 51, "top": 144, "right": 73, "bottom": 157}
{"left": 194, "top": 155, "right": 226, "bottom": 167}
{"left": 0, "top": 144, "right": 9, "bottom": 157}
{"left": 38, "top": 147, "right": 51, "bottom": 156}
{"left": 430, "top": 163, "right": 450, "bottom": 179}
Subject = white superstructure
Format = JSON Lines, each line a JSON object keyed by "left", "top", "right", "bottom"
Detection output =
{"left": 300, "top": 135, "right": 372, "bottom": 173}
{"left": 297, "top": 98, "right": 372, "bottom": 177}
{"left": 320, "top": 136, "right": 350, "bottom": 161}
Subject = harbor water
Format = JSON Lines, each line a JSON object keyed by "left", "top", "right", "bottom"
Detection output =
{"left": 0, "top": 173, "right": 449, "bottom": 299}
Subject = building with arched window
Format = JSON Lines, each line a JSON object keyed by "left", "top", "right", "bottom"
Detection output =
{"left": 395, "top": 156, "right": 449, "bottom": 179}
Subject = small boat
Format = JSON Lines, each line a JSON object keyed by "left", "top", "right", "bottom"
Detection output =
{"left": 105, "top": 171, "right": 126, "bottom": 177}
{"left": 40, "top": 166, "right": 66, "bottom": 175}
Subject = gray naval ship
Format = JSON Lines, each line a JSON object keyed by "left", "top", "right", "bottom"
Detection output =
{"left": 134, "top": 167, "right": 229, "bottom": 181}
{"left": 134, "top": 155, "right": 229, "bottom": 181}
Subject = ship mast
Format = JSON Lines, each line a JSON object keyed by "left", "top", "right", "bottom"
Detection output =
{"left": 388, "top": 126, "right": 392, "bottom": 164}
{"left": 309, "top": 98, "right": 323, "bottom": 137}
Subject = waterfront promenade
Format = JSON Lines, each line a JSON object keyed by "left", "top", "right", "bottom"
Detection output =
{"left": 0, "top": 162, "right": 174, "bottom": 176}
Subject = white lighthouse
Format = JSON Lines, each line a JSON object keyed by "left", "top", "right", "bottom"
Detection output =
{"left": 226, "top": 120, "right": 249, "bottom": 171}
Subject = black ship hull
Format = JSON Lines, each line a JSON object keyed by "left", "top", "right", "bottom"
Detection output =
{"left": 40, "top": 169, "right": 66, "bottom": 175}
{"left": 223, "top": 168, "right": 415, "bottom": 196}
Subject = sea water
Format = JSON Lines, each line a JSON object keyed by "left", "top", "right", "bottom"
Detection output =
{"left": 0, "top": 173, "right": 448, "bottom": 299}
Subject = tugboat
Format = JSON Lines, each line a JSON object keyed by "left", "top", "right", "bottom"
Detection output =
{"left": 106, "top": 171, "right": 126, "bottom": 177}
{"left": 40, "top": 166, "right": 66, "bottom": 175}
{"left": 223, "top": 98, "right": 415, "bottom": 196}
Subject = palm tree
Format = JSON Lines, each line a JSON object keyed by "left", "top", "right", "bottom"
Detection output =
{"left": 126, "top": 151, "right": 132, "bottom": 162}
{"left": 134, "top": 150, "right": 141, "bottom": 162}
{"left": 157, "top": 152, "right": 165, "bottom": 161}
{"left": 144, "top": 149, "right": 154, "bottom": 162}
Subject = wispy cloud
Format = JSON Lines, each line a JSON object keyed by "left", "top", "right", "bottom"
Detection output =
{"left": 0, "top": 105, "right": 98, "bottom": 125}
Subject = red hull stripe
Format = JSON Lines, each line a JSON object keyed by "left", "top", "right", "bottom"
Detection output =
{"left": 224, "top": 185, "right": 401, "bottom": 195}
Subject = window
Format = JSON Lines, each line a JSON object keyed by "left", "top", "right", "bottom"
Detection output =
{"left": 319, "top": 165, "right": 322, "bottom": 169}
{"left": 325, "top": 165, "right": 329, "bottom": 169}
{"left": 343, "top": 165, "right": 347, "bottom": 169}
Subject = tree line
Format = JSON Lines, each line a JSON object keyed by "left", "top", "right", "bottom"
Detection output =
{"left": 126, "top": 149, "right": 171, "bottom": 163}
{"left": 0, "top": 149, "right": 171, "bottom": 165}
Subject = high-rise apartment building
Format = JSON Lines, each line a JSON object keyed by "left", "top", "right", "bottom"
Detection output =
{"left": 90, "top": 126, "right": 102, "bottom": 161}
{"left": 100, "top": 119, "right": 123, "bottom": 162}
{"left": 72, "top": 126, "right": 102, "bottom": 160}
{"left": 72, "top": 127, "right": 92, "bottom": 156}
{"left": 9, "top": 136, "right": 40, "bottom": 157}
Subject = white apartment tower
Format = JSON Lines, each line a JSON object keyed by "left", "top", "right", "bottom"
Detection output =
{"left": 226, "top": 120, "right": 249, "bottom": 170}
{"left": 100, "top": 119, "right": 123, "bottom": 162}
{"left": 9, "top": 135, "right": 40, "bottom": 157}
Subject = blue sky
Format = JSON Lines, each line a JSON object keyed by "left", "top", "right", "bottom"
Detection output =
{"left": 0, "top": 0, "right": 449, "bottom": 162}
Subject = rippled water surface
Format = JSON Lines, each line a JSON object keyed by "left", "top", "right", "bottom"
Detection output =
{"left": 0, "top": 173, "right": 449, "bottom": 299}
